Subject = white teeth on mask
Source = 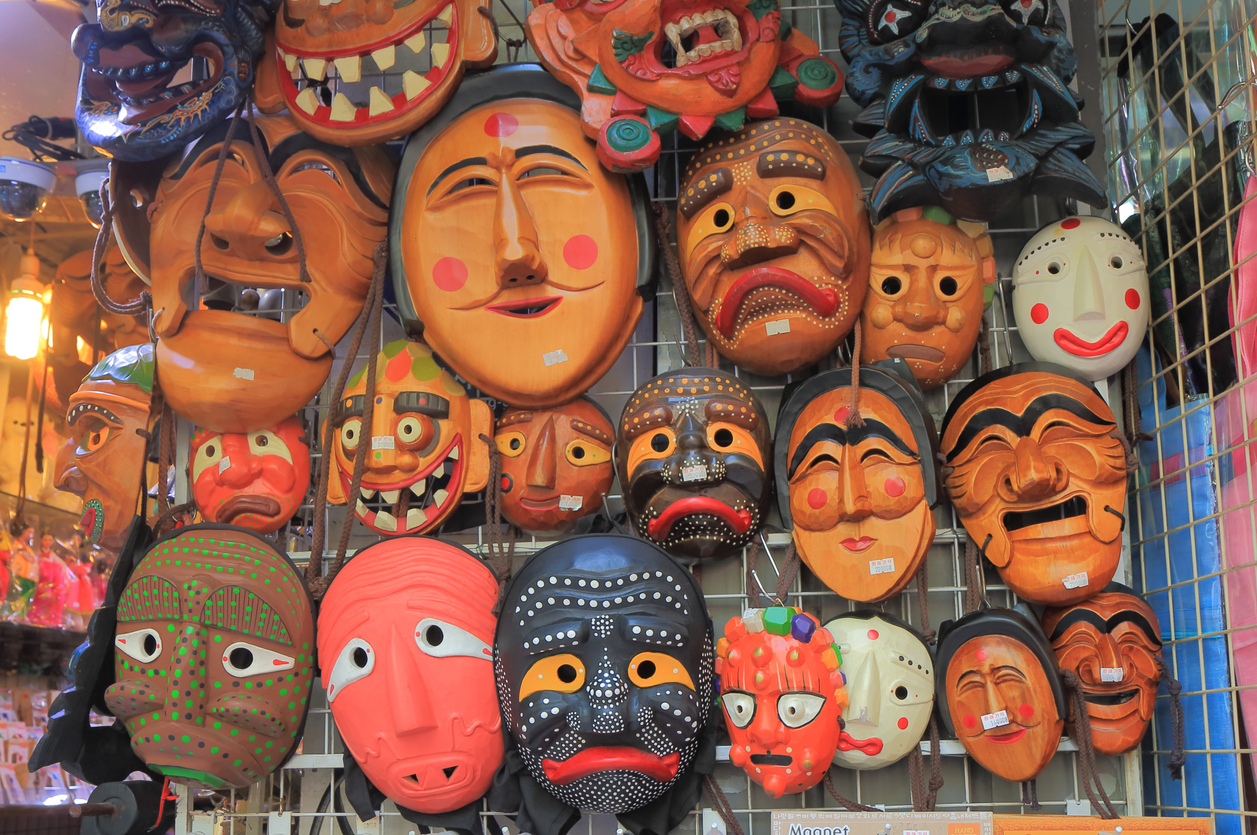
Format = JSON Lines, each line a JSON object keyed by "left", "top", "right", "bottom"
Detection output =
{"left": 369, "top": 87, "right": 394, "bottom": 116}
{"left": 360, "top": 486, "right": 374, "bottom": 499}
{"left": 437, "top": 5, "right": 452, "bottom": 23}
{"left": 330, "top": 92, "right": 356, "bottom": 121}
{"left": 334, "top": 55, "right": 361, "bottom": 82}
{"left": 375, "top": 511, "right": 398, "bottom": 532}
{"left": 431, "top": 463, "right": 444, "bottom": 480}
{"left": 430, "top": 43, "right": 450, "bottom": 68}
{"left": 371, "top": 45, "right": 395, "bottom": 70}
{"left": 403, "top": 70, "right": 430, "bottom": 100}
{"left": 410, "top": 480, "right": 427, "bottom": 498}
{"left": 283, "top": 52, "right": 298, "bottom": 73}
{"left": 404, "top": 31, "right": 426, "bottom": 54}
{"left": 302, "top": 58, "right": 327, "bottom": 80}
{"left": 433, "top": 488, "right": 449, "bottom": 506}
{"left": 448, "top": 446, "right": 459, "bottom": 460}
{"left": 664, "top": 9, "right": 740, "bottom": 66}
{"left": 381, "top": 489, "right": 400, "bottom": 504}
{"left": 295, "top": 88, "right": 319, "bottom": 114}
{"left": 356, "top": 499, "right": 368, "bottom": 516}
{"left": 406, "top": 508, "right": 427, "bottom": 530}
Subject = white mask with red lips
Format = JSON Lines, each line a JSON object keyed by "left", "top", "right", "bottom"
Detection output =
{"left": 1012, "top": 217, "right": 1149, "bottom": 382}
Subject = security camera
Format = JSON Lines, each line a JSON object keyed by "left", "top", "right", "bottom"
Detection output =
{"left": 75, "top": 161, "right": 110, "bottom": 228}
{"left": 0, "top": 158, "right": 56, "bottom": 222}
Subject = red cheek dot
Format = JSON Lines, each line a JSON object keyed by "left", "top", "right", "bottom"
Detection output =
{"left": 975, "top": 648, "right": 988, "bottom": 662}
{"left": 883, "top": 476, "right": 905, "bottom": 497}
{"left": 385, "top": 350, "right": 411, "bottom": 382}
{"left": 1060, "top": 218, "right": 1081, "bottom": 229}
{"left": 807, "top": 488, "right": 827, "bottom": 509}
{"left": 501, "top": 476, "right": 511, "bottom": 492}
{"left": 484, "top": 113, "right": 518, "bottom": 137}
{"left": 1019, "top": 703, "right": 1034, "bottom": 718}
{"left": 962, "top": 714, "right": 977, "bottom": 729}
{"left": 1125, "top": 288, "right": 1141, "bottom": 309}
{"left": 833, "top": 406, "right": 850, "bottom": 424}
{"left": 432, "top": 257, "right": 468, "bottom": 292}
{"left": 563, "top": 235, "right": 598, "bottom": 270}
{"left": 898, "top": 717, "right": 909, "bottom": 730}
{"left": 867, "top": 629, "right": 879, "bottom": 640}
{"left": 1030, "top": 303, "right": 1049, "bottom": 324}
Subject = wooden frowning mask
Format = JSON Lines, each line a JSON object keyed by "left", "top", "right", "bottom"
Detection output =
{"left": 257, "top": 0, "right": 496, "bottom": 145}
{"left": 327, "top": 340, "right": 492, "bottom": 535}
{"left": 495, "top": 399, "right": 615, "bottom": 535}
{"left": 940, "top": 363, "right": 1128, "bottom": 606}
{"left": 525, "top": 0, "right": 844, "bottom": 171}
{"left": 391, "top": 66, "right": 653, "bottom": 409}
{"left": 616, "top": 369, "right": 771, "bottom": 560}
{"left": 717, "top": 607, "right": 846, "bottom": 797}
{"left": 1042, "top": 585, "right": 1164, "bottom": 757}
{"left": 775, "top": 362, "right": 940, "bottom": 602}
{"left": 861, "top": 207, "right": 996, "bottom": 389}
{"left": 676, "top": 119, "right": 871, "bottom": 376}
{"left": 55, "top": 344, "right": 156, "bottom": 553}
{"left": 111, "top": 114, "right": 395, "bottom": 432}
{"left": 936, "top": 607, "right": 1065, "bottom": 783}
{"left": 190, "top": 417, "right": 311, "bottom": 535}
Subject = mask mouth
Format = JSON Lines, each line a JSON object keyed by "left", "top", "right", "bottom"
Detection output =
{"left": 660, "top": 7, "right": 744, "bottom": 70}
{"left": 486, "top": 296, "right": 563, "bottom": 319}
{"left": 218, "top": 494, "right": 283, "bottom": 523}
{"left": 1053, "top": 321, "right": 1130, "bottom": 358}
{"left": 347, "top": 437, "right": 462, "bottom": 534}
{"left": 80, "top": 499, "right": 105, "bottom": 543}
{"left": 646, "top": 495, "right": 753, "bottom": 541}
{"left": 1002, "top": 495, "right": 1086, "bottom": 533}
{"left": 541, "top": 747, "right": 680, "bottom": 785}
{"left": 1082, "top": 688, "right": 1140, "bottom": 706}
{"left": 985, "top": 727, "right": 1027, "bottom": 744}
{"left": 887, "top": 344, "right": 946, "bottom": 363}
{"left": 748, "top": 753, "right": 792, "bottom": 766}
{"left": 519, "top": 494, "right": 562, "bottom": 510}
{"left": 76, "top": 30, "right": 227, "bottom": 126}
{"left": 836, "top": 730, "right": 884, "bottom": 755}
{"left": 713, "top": 268, "right": 839, "bottom": 339}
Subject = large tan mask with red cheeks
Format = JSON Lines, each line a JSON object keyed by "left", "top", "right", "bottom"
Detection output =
{"left": 861, "top": 207, "right": 996, "bottom": 390}
{"left": 717, "top": 607, "right": 846, "bottom": 797}
{"left": 190, "top": 417, "right": 311, "bottom": 535}
{"left": 939, "top": 363, "right": 1129, "bottom": 606}
{"left": 495, "top": 399, "right": 615, "bottom": 535}
{"left": 676, "top": 120, "right": 869, "bottom": 376}
{"left": 258, "top": 0, "right": 496, "bottom": 145}
{"left": 775, "top": 364, "right": 940, "bottom": 603}
{"left": 327, "top": 340, "right": 491, "bottom": 536}
{"left": 1042, "top": 587, "right": 1164, "bottom": 756}
{"left": 113, "top": 114, "right": 395, "bottom": 433}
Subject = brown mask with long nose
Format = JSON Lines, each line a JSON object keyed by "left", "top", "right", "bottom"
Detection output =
{"left": 940, "top": 363, "right": 1129, "bottom": 606}
{"left": 111, "top": 114, "right": 395, "bottom": 432}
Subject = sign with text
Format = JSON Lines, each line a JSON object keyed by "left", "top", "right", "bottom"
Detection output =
{"left": 992, "top": 816, "right": 1213, "bottom": 835}
{"left": 772, "top": 811, "right": 994, "bottom": 835}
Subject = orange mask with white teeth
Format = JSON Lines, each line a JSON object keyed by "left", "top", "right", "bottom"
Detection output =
{"left": 326, "top": 340, "right": 492, "bottom": 535}
{"left": 256, "top": 0, "right": 497, "bottom": 145}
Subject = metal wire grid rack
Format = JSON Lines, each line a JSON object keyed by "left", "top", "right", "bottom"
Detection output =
{"left": 158, "top": 0, "right": 1188, "bottom": 832}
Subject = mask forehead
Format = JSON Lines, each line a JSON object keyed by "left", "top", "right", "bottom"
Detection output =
{"left": 788, "top": 388, "right": 919, "bottom": 461}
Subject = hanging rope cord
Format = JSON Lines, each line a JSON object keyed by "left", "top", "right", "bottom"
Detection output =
{"left": 653, "top": 204, "right": 717, "bottom": 367}
{"left": 479, "top": 432, "right": 516, "bottom": 614}
{"left": 907, "top": 559, "right": 944, "bottom": 812}
{"left": 1155, "top": 653, "right": 1187, "bottom": 779}
{"left": 1061, "top": 668, "right": 1119, "bottom": 819}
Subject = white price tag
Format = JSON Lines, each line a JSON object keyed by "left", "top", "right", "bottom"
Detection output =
{"left": 904, "top": 830, "right": 930, "bottom": 835}
{"left": 543, "top": 349, "right": 569, "bottom": 366}
{"left": 985, "top": 166, "right": 1014, "bottom": 182}
{"left": 765, "top": 319, "right": 791, "bottom": 336}
{"left": 232, "top": 367, "right": 255, "bottom": 381}
{"left": 868, "top": 557, "right": 895, "bottom": 575}
{"left": 218, "top": 456, "right": 231, "bottom": 474}
{"left": 1062, "top": 571, "right": 1090, "bottom": 589}
{"left": 981, "top": 710, "right": 1009, "bottom": 730}
{"left": 681, "top": 463, "right": 708, "bottom": 482}
{"left": 559, "top": 494, "right": 583, "bottom": 511}
{"left": 1100, "top": 667, "right": 1125, "bottom": 682}
{"left": 371, "top": 435, "right": 394, "bottom": 450}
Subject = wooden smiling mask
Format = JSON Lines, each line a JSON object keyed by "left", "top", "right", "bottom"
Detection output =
{"left": 391, "top": 66, "right": 655, "bottom": 408}
{"left": 940, "top": 363, "right": 1128, "bottom": 606}
{"left": 327, "top": 341, "right": 491, "bottom": 536}
{"left": 616, "top": 369, "right": 772, "bottom": 560}
{"left": 525, "top": 0, "right": 845, "bottom": 171}
{"left": 775, "top": 362, "right": 941, "bottom": 602}
{"left": 677, "top": 119, "right": 871, "bottom": 376}
{"left": 110, "top": 113, "right": 395, "bottom": 433}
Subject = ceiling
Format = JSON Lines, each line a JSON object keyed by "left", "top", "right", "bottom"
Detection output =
{"left": 0, "top": 0, "right": 84, "bottom": 160}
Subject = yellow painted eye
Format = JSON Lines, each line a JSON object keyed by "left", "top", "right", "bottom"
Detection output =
{"left": 497, "top": 431, "right": 526, "bottom": 459}
{"left": 520, "top": 653, "right": 585, "bottom": 699}
{"left": 626, "top": 427, "right": 676, "bottom": 474}
{"left": 83, "top": 425, "right": 114, "bottom": 453}
{"left": 629, "top": 652, "right": 695, "bottom": 690}
{"left": 248, "top": 430, "right": 292, "bottom": 463}
{"left": 768, "top": 184, "right": 838, "bottom": 218}
{"left": 705, "top": 422, "right": 763, "bottom": 467}
{"left": 682, "top": 201, "right": 736, "bottom": 261}
{"left": 340, "top": 418, "right": 362, "bottom": 452}
{"left": 191, "top": 438, "right": 224, "bottom": 481}
{"left": 565, "top": 439, "right": 610, "bottom": 467}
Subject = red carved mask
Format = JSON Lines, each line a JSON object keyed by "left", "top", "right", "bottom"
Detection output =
{"left": 190, "top": 417, "right": 311, "bottom": 535}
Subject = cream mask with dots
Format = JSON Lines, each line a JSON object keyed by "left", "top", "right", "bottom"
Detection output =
{"left": 1012, "top": 216, "right": 1149, "bottom": 381}
{"left": 493, "top": 535, "right": 713, "bottom": 815}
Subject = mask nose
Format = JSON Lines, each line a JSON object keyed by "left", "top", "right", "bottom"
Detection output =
{"left": 387, "top": 628, "right": 437, "bottom": 735}
{"left": 494, "top": 150, "right": 548, "bottom": 288}
{"left": 585, "top": 657, "right": 629, "bottom": 734}
{"left": 838, "top": 448, "right": 873, "bottom": 520}
{"left": 202, "top": 179, "right": 293, "bottom": 261}
{"left": 720, "top": 217, "right": 800, "bottom": 270}
{"left": 1001, "top": 436, "right": 1067, "bottom": 500}
{"left": 1072, "top": 252, "right": 1106, "bottom": 322}
{"left": 218, "top": 451, "right": 264, "bottom": 488}
{"left": 671, "top": 415, "right": 717, "bottom": 484}
{"left": 747, "top": 695, "right": 786, "bottom": 747}
{"left": 846, "top": 653, "right": 880, "bottom": 726}
{"left": 526, "top": 417, "right": 557, "bottom": 489}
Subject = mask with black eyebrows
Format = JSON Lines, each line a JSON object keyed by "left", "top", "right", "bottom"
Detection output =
{"left": 493, "top": 535, "right": 714, "bottom": 815}
{"left": 775, "top": 361, "right": 940, "bottom": 603}
{"left": 939, "top": 362, "right": 1129, "bottom": 606}
{"left": 615, "top": 369, "right": 773, "bottom": 560}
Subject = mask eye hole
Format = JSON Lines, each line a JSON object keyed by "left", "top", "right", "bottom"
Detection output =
{"left": 777, "top": 692, "right": 826, "bottom": 728}
{"left": 880, "top": 276, "right": 903, "bottom": 296}
{"left": 713, "top": 207, "right": 732, "bottom": 229}
{"left": 722, "top": 691, "right": 756, "bottom": 728}
{"left": 651, "top": 433, "right": 670, "bottom": 452}
{"left": 1047, "top": 261, "right": 1062, "bottom": 275}
{"left": 116, "top": 627, "right": 162, "bottom": 663}
{"left": 1110, "top": 256, "right": 1124, "bottom": 269}
{"left": 325, "top": 638, "right": 374, "bottom": 703}
{"left": 221, "top": 641, "right": 295, "bottom": 678}
{"left": 191, "top": 439, "right": 224, "bottom": 481}
{"left": 496, "top": 430, "right": 526, "bottom": 458}
{"left": 414, "top": 617, "right": 492, "bottom": 659}
{"left": 774, "top": 190, "right": 796, "bottom": 211}
{"left": 564, "top": 439, "right": 610, "bottom": 467}
{"left": 629, "top": 651, "right": 696, "bottom": 689}
{"left": 340, "top": 419, "right": 362, "bottom": 451}
{"left": 520, "top": 653, "right": 586, "bottom": 698}
{"left": 894, "top": 685, "right": 909, "bottom": 700}
{"left": 938, "top": 276, "right": 958, "bottom": 297}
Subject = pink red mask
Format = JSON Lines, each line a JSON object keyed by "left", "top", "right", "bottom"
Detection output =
{"left": 319, "top": 537, "right": 503, "bottom": 813}
{"left": 190, "top": 417, "right": 311, "bottom": 535}
{"left": 716, "top": 607, "right": 846, "bottom": 797}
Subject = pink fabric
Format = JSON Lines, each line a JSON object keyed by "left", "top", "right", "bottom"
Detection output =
{"left": 27, "top": 555, "right": 69, "bottom": 627}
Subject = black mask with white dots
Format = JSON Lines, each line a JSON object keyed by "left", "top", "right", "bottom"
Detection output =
{"left": 494, "top": 535, "right": 714, "bottom": 814}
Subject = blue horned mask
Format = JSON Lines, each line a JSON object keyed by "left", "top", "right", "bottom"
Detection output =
{"left": 837, "top": 0, "right": 1107, "bottom": 222}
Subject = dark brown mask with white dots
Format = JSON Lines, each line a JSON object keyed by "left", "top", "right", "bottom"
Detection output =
{"left": 104, "top": 524, "right": 315, "bottom": 790}
{"left": 616, "top": 369, "right": 772, "bottom": 560}
{"left": 494, "top": 535, "right": 713, "bottom": 814}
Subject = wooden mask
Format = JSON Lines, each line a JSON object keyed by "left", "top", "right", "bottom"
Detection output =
{"left": 1042, "top": 585, "right": 1163, "bottom": 757}
{"left": 823, "top": 611, "right": 933, "bottom": 769}
{"left": 835, "top": 0, "right": 1106, "bottom": 222}
{"left": 111, "top": 114, "right": 395, "bottom": 433}
{"left": 71, "top": 0, "right": 276, "bottom": 161}
{"left": 55, "top": 344, "right": 156, "bottom": 553}
{"left": 257, "top": 0, "right": 496, "bottom": 145}
{"left": 391, "top": 66, "right": 654, "bottom": 409}
{"left": 525, "top": 0, "right": 845, "bottom": 171}
{"left": 775, "top": 362, "right": 941, "bottom": 602}
{"left": 189, "top": 417, "right": 311, "bottom": 535}
{"left": 935, "top": 607, "right": 1065, "bottom": 783}
{"left": 326, "top": 340, "right": 492, "bottom": 535}
{"left": 495, "top": 399, "right": 615, "bottom": 535}
{"left": 319, "top": 537, "right": 503, "bottom": 812}
{"left": 105, "top": 524, "right": 314, "bottom": 790}
{"left": 676, "top": 119, "right": 871, "bottom": 376}
{"left": 1012, "top": 217, "right": 1150, "bottom": 382}
{"left": 616, "top": 369, "right": 772, "bottom": 560}
{"left": 861, "top": 207, "right": 997, "bottom": 390}
{"left": 493, "top": 535, "right": 714, "bottom": 814}
{"left": 717, "top": 607, "right": 846, "bottom": 797}
{"left": 939, "top": 363, "right": 1128, "bottom": 605}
